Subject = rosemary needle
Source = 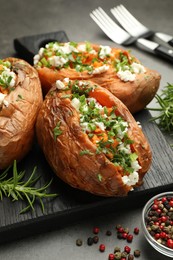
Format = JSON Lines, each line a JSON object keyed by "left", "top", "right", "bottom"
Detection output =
{"left": 0, "top": 160, "right": 58, "bottom": 214}
{"left": 148, "top": 83, "right": 173, "bottom": 133}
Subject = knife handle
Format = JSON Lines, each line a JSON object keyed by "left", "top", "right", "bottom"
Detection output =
{"left": 155, "top": 45, "right": 173, "bottom": 63}
{"left": 168, "top": 39, "right": 173, "bottom": 47}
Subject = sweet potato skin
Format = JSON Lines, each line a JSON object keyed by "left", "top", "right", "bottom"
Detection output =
{"left": 36, "top": 43, "right": 161, "bottom": 114}
{"left": 36, "top": 80, "right": 152, "bottom": 197}
{"left": 0, "top": 58, "right": 43, "bottom": 169}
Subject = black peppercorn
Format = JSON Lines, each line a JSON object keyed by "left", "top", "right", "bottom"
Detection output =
{"left": 128, "top": 254, "right": 134, "bottom": 260}
{"left": 87, "top": 237, "right": 93, "bottom": 246}
{"left": 106, "top": 230, "right": 112, "bottom": 236}
{"left": 93, "top": 235, "right": 99, "bottom": 244}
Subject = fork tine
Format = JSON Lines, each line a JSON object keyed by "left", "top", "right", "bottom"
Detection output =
{"left": 90, "top": 7, "right": 131, "bottom": 44}
{"left": 118, "top": 5, "right": 146, "bottom": 29}
{"left": 111, "top": 5, "right": 148, "bottom": 37}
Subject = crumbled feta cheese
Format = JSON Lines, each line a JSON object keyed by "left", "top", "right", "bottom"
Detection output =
{"left": 55, "top": 80, "right": 66, "bottom": 89}
{"left": 118, "top": 143, "right": 131, "bottom": 154}
{"left": 92, "top": 65, "right": 109, "bottom": 75}
{"left": 77, "top": 44, "right": 96, "bottom": 55}
{"left": 48, "top": 56, "right": 68, "bottom": 67}
{"left": 122, "top": 171, "right": 139, "bottom": 186}
{"left": 131, "top": 160, "right": 141, "bottom": 172}
{"left": 117, "top": 69, "right": 136, "bottom": 82}
{"left": 63, "top": 78, "right": 70, "bottom": 83}
{"left": 71, "top": 98, "right": 81, "bottom": 111}
{"left": 131, "top": 62, "right": 146, "bottom": 74}
{"left": 95, "top": 121, "right": 106, "bottom": 131}
{"left": 0, "top": 67, "right": 16, "bottom": 88}
{"left": 99, "top": 45, "right": 112, "bottom": 59}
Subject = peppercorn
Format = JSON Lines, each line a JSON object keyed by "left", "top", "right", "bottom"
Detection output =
{"left": 117, "top": 232, "right": 123, "bottom": 239}
{"left": 99, "top": 244, "right": 105, "bottom": 252}
{"left": 134, "top": 227, "right": 139, "bottom": 235}
{"left": 76, "top": 239, "right": 83, "bottom": 246}
{"left": 93, "top": 227, "right": 99, "bottom": 234}
{"left": 93, "top": 235, "right": 99, "bottom": 244}
{"left": 87, "top": 237, "right": 93, "bottom": 246}
{"left": 116, "top": 224, "right": 122, "bottom": 230}
{"left": 124, "top": 245, "right": 131, "bottom": 254}
{"left": 128, "top": 254, "right": 134, "bottom": 260}
{"left": 121, "top": 251, "right": 128, "bottom": 258}
{"left": 108, "top": 253, "right": 115, "bottom": 260}
{"left": 122, "top": 232, "right": 128, "bottom": 239}
{"left": 114, "top": 246, "right": 121, "bottom": 253}
{"left": 114, "top": 251, "right": 121, "bottom": 260}
{"left": 123, "top": 227, "right": 129, "bottom": 234}
{"left": 134, "top": 249, "right": 141, "bottom": 257}
{"left": 106, "top": 230, "right": 112, "bottom": 236}
{"left": 126, "top": 234, "right": 133, "bottom": 242}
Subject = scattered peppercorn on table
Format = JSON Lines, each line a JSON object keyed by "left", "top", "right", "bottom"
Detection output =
{"left": 0, "top": 0, "right": 173, "bottom": 259}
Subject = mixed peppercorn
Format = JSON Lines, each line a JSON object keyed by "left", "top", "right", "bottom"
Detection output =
{"left": 76, "top": 224, "right": 141, "bottom": 259}
{"left": 145, "top": 195, "right": 173, "bottom": 249}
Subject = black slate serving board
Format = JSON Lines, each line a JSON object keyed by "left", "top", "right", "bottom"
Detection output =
{"left": 0, "top": 31, "right": 172, "bottom": 244}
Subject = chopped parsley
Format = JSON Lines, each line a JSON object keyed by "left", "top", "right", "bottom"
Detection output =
{"left": 53, "top": 122, "right": 62, "bottom": 140}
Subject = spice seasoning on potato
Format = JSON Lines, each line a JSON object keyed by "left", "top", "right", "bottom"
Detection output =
{"left": 36, "top": 79, "right": 152, "bottom": 196}
{"left": 34, "top": 41, "right": 161, "bottom": 114}
{"left": 0, "top": 58, "right": 43, "bottom": 169}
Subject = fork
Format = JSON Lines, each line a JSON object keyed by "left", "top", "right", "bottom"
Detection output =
{"left": 90, "top": 7, "right": 135, "bottom": 46}
{"left": 90, "top": 7, "right": 173, "bottom": 63}
{"left": 110, "top": 4, "right": 173, "bottom": 47}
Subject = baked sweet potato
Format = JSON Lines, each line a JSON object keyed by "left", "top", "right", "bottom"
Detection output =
{"left": 34, "top": 41, "right": 161, "bottom": 114}
{"left": 36, "top": 79, "right": 152, "bottom": 197}
{"left": 0, "top": 57, "right": 43, "bottom": 169}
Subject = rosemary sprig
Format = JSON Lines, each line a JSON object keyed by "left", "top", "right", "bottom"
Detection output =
{"left": 148, "top": 83, "right": 173, "bottom": 132}
{"left": 0, "top": 160, "right": 58, "bottom": 214}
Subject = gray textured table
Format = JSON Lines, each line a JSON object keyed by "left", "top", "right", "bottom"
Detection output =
{"left": 0, "top": 0, "right": 173, "bottom": 259}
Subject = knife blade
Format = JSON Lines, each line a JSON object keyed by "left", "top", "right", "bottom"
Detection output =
{"left": 136, "top": 38, "right": 173, "bottom": 63}
{"left": 155, "top": 32, "right": 173, "bottom": 47}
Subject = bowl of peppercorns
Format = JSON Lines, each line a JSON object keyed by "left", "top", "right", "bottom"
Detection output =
{"left": 142, "top": 192, "right": 173, "bottom": 257}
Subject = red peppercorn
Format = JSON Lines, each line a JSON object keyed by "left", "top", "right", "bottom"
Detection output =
{"left": 108, "top": 253, "right": 114, "bottom": 260}
{"left": 162, "top": 197, "right": 167, "bottom": 203}
{"left": 99, "top": 244, "right": 105, "bottom": 252}
{"left": 154, "top": 233, "right": 160, "bottom": 239}
{"left": 167, "top": 239, "right": 173, "bottom": 249}
{"left": 154, "top": 199, "right": 159, "bottom": 204}
{"left": 156, "top": 208, "right": 162, "bottom": 215}
{"left": 169, "top": 200, "right": 173, "bottom": 207}
{"left": 122, "top": 232, "right": 128, "bottom": 239}
{"left": 124, "top": 245, "right": 131, "bottom": 254}
{"left": 160, "top": 232, "right": 167, "bottom": 239}
{"left": 118, "top": 227, "right": 124, "bottom": 233}
{"left": 93, "top": 227, "right": 99, "bottom": 234}
{"left": 134, "top": 227, "right": 139, "bottom": 235}
{"left": 127, "top": 234, "right": 133, "bottom": 243}
{"left": 161, "top": 216, "right": 167, "bottom": 222}
{"left": 152, "top": 204, "right": 158, "bottom": 210}
{"left": 121, "top": 258, "right": 126, "bottom": 260}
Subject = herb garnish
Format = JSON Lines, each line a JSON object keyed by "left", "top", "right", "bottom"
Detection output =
{"left": 0, "top": 161, "right": 58, "bottom": 214}
{"left": 148, "top": 83, "right": 173, "bottom": 134}
{"left": 53, "top": 121, "right": 62, "bottom": 140}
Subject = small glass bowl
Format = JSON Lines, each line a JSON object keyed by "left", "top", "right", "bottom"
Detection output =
{"left": 142, "top": 192, "right": 173, "bottom": 258}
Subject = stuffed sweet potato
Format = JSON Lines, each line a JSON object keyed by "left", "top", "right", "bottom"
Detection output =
{"left": 0, "top": 57, "right": 43, "bottom": 169}
{"left": 36, "top": 78, "right": 152, "bottom": 197}
{"left": 34, "top": 41, "right": 161, "bottom": 114}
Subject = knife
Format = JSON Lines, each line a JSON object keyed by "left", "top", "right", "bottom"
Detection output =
{"left": 155, "top": 32, "right": 173, "bottom": 47}
{"left": 136, "top": 38, "right": 173, "bottom": 63}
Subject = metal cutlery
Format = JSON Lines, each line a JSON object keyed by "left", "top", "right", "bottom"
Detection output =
{"left": 90, "top": 7, "right": 173, "bottom": 62}
{"left": 110, "top": 4, "right": 173, "bottom": 47}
